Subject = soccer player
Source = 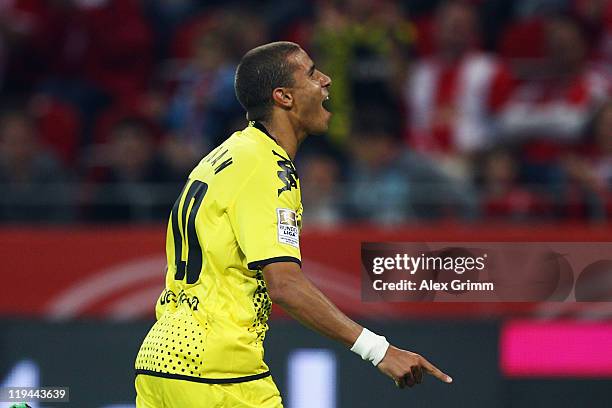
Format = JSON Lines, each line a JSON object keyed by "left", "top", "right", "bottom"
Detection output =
{"left": 135, "top": 41, "right": 452, "bottom": 407}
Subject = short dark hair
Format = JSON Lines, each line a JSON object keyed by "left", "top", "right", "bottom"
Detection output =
{"left": 234, "top": 41, "right": 301, "bottom": 122}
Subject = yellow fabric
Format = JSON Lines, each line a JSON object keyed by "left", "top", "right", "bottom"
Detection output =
{"left": 135, "top": 124, "right": 302, "bottom": 382}
{"left": 135, "top": 374, "right": 283, "bottom": 408}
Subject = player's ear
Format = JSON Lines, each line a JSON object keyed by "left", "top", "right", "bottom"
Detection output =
{"left": 272, "top": 87, "right": 293, "bottom": 110}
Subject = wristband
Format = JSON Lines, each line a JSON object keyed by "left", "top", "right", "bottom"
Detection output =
{"left": 350, "top": 328, "right": 390, "bottom": 366}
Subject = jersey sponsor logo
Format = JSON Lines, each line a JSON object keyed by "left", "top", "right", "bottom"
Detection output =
{"left": 277, "top": 208, "right": 299, "bottom": 247}
{"left": 273, "top": 151, "right": 298, "bottom": 196}
{"left": 159, "top": 288, "right": 200, "bottom": 311}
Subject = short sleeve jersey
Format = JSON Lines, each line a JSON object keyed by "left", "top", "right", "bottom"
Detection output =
{"left": 135, "top": 122, "right": 302, "bottom": 382}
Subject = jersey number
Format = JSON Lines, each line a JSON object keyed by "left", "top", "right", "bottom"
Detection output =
{"left": 171, "top": 180, "right": 208, "bottom": 284}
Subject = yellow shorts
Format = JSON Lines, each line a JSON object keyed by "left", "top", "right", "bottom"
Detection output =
{"left": 135, "top": 374, "right": 283, "bottom": 408}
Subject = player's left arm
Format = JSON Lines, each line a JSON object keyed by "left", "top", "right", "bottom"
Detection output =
{"left": 264, "top": 261, "right": 361, "bottom": 347}
{"left": 263, "top": 262, "right": 453, "bottom": 388}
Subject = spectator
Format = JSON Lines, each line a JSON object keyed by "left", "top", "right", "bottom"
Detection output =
{"left": 346, "top": 106, "right": 476, "bottom": 224}
{"left": 158, "top": 133, "right": 203, "bottom": 185}
{"left": 85, "top": 117, "right": 178, "bottom": 221}
{"left": 143, "top": 0, "right": 207, "bottom": 58}
{"left": 572, "top": 0, "right": 612, "bottom": 76}
{"left": 404, "top": 0, "right": 514, "bottom": 179}
{"left": 82, "top": 0, "right": 154, "bottom": 104}
{"left": 0, "top": 0, "right": 89, "bottom": 93}
{"left": 478, "top": 149, "right": 552, "bottom": 220}
{"left": 561, "top": 100, "right": 612, "bottom": 219}
{"left": 166, "top": 16, "right": 245, "bottom": 154}
{"left": 0, "top": 109, "right": 70, "bottom": 222}
{"left": 499, "top": 16, "right": 610, "bottom": 184}
{"left": 310, "top": 0, "right": 414, "bottom": 146}
{"left": 30, "top": 94, "right": 81, "bottom": 168}
{"left": 591, "top": 101, "right": 612, "bottom": 187}
{"left": 298, "top": 151, "right": 342, "bottom": 227}
{"left": 500, "top": 16, "right": 609, "bottom": 142}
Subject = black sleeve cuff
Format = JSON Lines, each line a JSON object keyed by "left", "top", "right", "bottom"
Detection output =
{"left": 247, "top": 256, "right": 302, "bottom": 271}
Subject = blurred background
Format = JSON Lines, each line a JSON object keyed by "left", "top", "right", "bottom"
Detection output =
{"left": 0, "top": 0, "right": 611, "bottom": 406}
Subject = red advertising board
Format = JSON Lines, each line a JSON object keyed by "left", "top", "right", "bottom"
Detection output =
{"left": 2, "top": 224, "right": 612, "bottom": 320}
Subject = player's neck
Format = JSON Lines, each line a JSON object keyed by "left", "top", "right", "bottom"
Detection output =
{"left": 260, "top": 115, "right": 304, "bottom": 160}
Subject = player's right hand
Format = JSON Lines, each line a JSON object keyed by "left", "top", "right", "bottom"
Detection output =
{"left": 376, "top": 345, "right": 453, "bottom": 388}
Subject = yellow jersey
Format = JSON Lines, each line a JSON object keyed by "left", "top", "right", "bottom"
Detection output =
{"left": 135, "top": 122, "right": 302, "bottom": 383}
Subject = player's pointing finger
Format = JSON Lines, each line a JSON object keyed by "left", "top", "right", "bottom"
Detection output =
{"left": 421, "top": 358, "right": 453, "bottom": 383}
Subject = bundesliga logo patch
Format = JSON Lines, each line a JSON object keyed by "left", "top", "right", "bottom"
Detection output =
{"left": 277, "top": 208, "right": 299, "bottom": 248}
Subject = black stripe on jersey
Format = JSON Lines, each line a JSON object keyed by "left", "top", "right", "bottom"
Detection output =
{"left": 247, "top": 256, "right": 302, "bottom": 271}
{"left": 135, "top": 369, "right": 271, "bottom": 384}
{"left": 203, "top": 145, "right": 222, "bottom": 163}
{"left": 214, "top": 158, "right": 233, "bottom": 174}
{"left": 208, "top": 148, "right": 229, "bottom": 166}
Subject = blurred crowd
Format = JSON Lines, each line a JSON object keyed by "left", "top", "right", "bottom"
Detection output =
{"left": 0, "top": 0, "right": 610, "bottom": 225}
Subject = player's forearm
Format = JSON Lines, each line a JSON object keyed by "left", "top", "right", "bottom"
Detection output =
{"left": 269, "top": 270, "right": 362, "bottom": 348}
{"left": 265, "top": 263, "right": 393, "bottom": 369}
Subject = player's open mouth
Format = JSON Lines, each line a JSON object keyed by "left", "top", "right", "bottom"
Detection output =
{"left": 322, "top": 95, "right": 331, "bottom": 112}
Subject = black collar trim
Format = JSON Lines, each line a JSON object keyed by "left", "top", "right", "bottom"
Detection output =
{"left": 251, "top": 121, "right": 277, "bottom": 144}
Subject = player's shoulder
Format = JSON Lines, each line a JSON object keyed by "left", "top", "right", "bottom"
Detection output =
{"left": 211, "top": 126, "right": 293, "bottom": 174}
{"left": 225, "top": 127, "right": 270, "bottom": 164}
{"left": 236, "top": 127, "right": 298, "bottom": 186}
{"left": 188, "top": 128, "right": 259, "bottom": 178}
{"left": 189, "top": 126, "right": 299, "bottom": 195}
